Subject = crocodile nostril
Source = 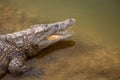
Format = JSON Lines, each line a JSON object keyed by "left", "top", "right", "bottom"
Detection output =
{"left": 68, "top": 19, "right": 76, "bottom": 26}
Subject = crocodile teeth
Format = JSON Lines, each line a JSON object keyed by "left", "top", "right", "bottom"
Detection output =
{"left": 56, "top": 30, "right": 68, "bottom": 35}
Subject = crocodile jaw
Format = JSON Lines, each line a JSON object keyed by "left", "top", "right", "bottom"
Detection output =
{"left": 46, "top": 19, "right": 75, "bottom": 41}
{"left": 36, "top": 19, "right": 76, "bottom": 50}
{"left": 45, "top": 19, "right": 75, "bottom": 42}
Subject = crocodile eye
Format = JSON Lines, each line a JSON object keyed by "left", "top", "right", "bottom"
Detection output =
{"left": 35, "top": 44, "right": 38, "bottom": 47}
{"left": 44, "top": 24, "right": 49, "bottom": 32}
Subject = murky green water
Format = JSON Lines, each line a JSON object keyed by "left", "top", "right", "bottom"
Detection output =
{"left": 0, "top": 0, "right": 120, "bottom": 80}
{"left": 7, "top": 0, "right": 120, "bottom": 49}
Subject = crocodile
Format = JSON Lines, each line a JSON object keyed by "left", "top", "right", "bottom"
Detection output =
{"left": 0, "top": 19, "right": 75, "bottom": 78}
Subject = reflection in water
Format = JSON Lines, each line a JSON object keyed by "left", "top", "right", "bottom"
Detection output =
{"left": 0, "top": 0, "right": 120, "bottom": 80}
{"left": 36, "top": 40, "right": 75, "bottom": 59}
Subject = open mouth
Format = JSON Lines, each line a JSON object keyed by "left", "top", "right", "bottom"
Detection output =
{"left": 45, "top": 18, "right": 75, "bottom": 41}
{"left": 46, "top": 31, "right": 72, "bottom": 41}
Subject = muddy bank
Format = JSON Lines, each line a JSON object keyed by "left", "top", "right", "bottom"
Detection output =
{"left": 0, "top": 2, "right": 45, "bottom": 34}
{"left": 1, "top": 39, "right": 120, "bottom": 80}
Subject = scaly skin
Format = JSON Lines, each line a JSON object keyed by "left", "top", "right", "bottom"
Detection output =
{"left": 0, "top": 19, "right": 75, "bottom": 78}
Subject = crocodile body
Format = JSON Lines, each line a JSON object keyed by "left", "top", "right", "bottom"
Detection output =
{"left": 0, "top": 19, "right": 75, "bottom": 78}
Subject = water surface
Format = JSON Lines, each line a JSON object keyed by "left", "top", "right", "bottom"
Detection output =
{"left": 0, "top": 0, "right": 120, "bottom": 80}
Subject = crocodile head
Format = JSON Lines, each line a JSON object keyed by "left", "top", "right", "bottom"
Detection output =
{"left": 31, "top": 19, "right": 76, "bottom": 52}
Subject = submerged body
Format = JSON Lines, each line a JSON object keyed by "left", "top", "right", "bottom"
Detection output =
{"left": 0, "top": 19, "right": 75, "bottom": 78}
